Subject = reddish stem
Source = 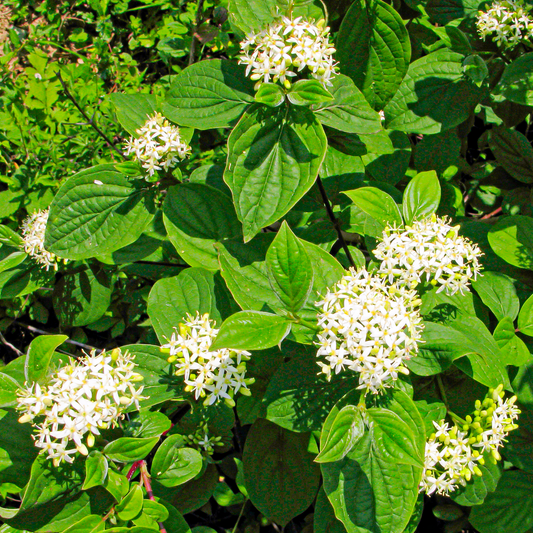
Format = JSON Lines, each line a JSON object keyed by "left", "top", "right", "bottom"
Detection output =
{"left": 140, "top": 461, "right": 168, "bottom": 533}
{"left": 481, "top": 206, "right": 502, "bottom": 220}
{"left": 126, "top": 460, "right": 143, "bottom": 480}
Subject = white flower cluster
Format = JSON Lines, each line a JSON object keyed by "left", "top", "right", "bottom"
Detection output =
{"left": 420, "top": 385, "right": 520, "bottom": 496}
{"left": 477, "top": 0, "right": 533, "bottom": 49}
{"left": 161, "top": 313, "right": 254, "bottom": 407}
{"left": 21, "top": 209, "right": 63, "bottom": 271}
{"left": 17, "top": 348, "right": 145, "bottom": 466}
{"left": 124, "top": 112, "right": 191, "bottom": 178}
{"left": 315, "top": 268, "right": 424, "bottom": 394}
{"left": 373, "top": 215, "right": 483, "bottom": 295}
{"left": 238, "top": 15, "right": 337, "bottom": 89}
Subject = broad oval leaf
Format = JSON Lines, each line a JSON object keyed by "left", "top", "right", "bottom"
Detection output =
{"left": 266, "top": 221, "right": 314, "bottom": 313}
{"left": 384, "top": 49, "right": 485, "bottom": 134}
{"left": 494, "top": 52, "right": 533, "bottom": 106}
{"left": 24, "top": 334, "right": 68, "bottom": 383}
{"left": 336, "top": 0, "right": 411, "bottom": 110}
{"left": 451, "top": 460, "right": 502, "bottom": 506}
{"left": 224, "top": 104, "right": 327, "bottom": 242}
{"left": 402, "top": 171, "right": 441, "bottom": 224}
{"left": 316, "top": 405, "right": 364, "bottom": 463}
{"left": 83, "top": 451, "right": 108, "bottom": 490}
{"left": 312, "top": 74, "right": 382, "bottom": 134}
{"left": 488, "top": 127, "right": 533, "bottom": 184}
{"left": 162, "top": 60, "right": 255, "bottom": 130}
{"left": 472, "top": 271, "right": 519, "bottom": 322}
{"left": 493, "top": 317, "right": 531, "bottom": 366}
{"left": 162, "top": 183, "right": 242, "bottom": 270}
{"left": 344, "top": 187, "right": 402, "bottom": 232}
{"left": 109, "top": 93, "right": 158, "bottom": 136}
{"left": 103, "top": 437, "right": 159, "bottom": 462}
{"left": 287, "top": 80, "right": 333, "bottom": 106}
{"left": 45, "top": 165, "right": 156, "bottom": 260}
{"left": 367, "top": 408, "right": 423, "bottom": 468}
{"left": 518, "top": 294, "right": 533, "bottom": 336}
{"left": 488, "top": 215, "right": 533, "bottom": 269}
{"left": 243, "top": 418, "right": 321, "bottom": 526}
{"left": 210, "top": 311, "right": 291, "bottom": 351}
{"left": 255, "top": 83, "right": 285, "bottom": 107}
{"left": 116, "top": 483, "right": 143, "bottom": 521}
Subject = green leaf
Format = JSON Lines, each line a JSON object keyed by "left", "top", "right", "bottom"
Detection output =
{"left": 472, "top": 271, "right": 519, "bottom": 321}
{"left": 213, "top": 483, "right": 246, "bottom": 507}
{"left": 162, "top": 60, "right": 255, "bottom": 130}
{"left": 103, "top": 469, "right": 129, "bottom": 502}
{"left": 336, "top": 0, "right": 411, "bottom": 110}
{"left": 316, "top": 405, "right": 364, "bottom": 463}
{"left": 109, "top": 94, "right": 157, "bottom": 136}
{"left": 147, "top": 268, "right": 235, "bottom": 343}
{"left": 263, "top": 343, "right": 359, "bottom": 432}
{"left": 384, "top": 49, "right": 485, "bottom": 134}
{"left": 287, "top": 80, "right": 333, "bottom": 106}
{"left": 53, "top": 265, "right": 112, "bottom": 327}
{"left": 45, "top": 165, "right": 156, "bottom": 260}
{"left": 24, "top": 334, "right": 67, "bottom": 383}
{"left": 224, "top": 104, "right": 327, "bottom": 242}
{"left": 494, "top": 52, "right": 533, "bottom": 106}
{"left": 488, "top": 215, "right": 533, "bottom": 269}
{"left": 0, "top": 225, "right": 23, "bottom": 248}
{"left": 63, "top": 515, "right": 106, "bottom": 532}
{"left": 367, "top": 408, "right": 423, "bottom": 468}
{"left": 243, "top": 418, "right": 321, "bottom": 526}
{"left": 255, "top": 83, "right": 285, "bottom": 107}
{"left": 210, "top": 311, "right": 291, "bottom": 351}
{"left": 493, "top": 317, "right": 531, "bottom": 366}
{"left": 314, "top": 487, "right": 348, "bottom": 533}
{"left": 126, "top": 411, "right": 172, "bottom": 438}
{"left": 266, "top": 221, "right": 314, "bottom": 313}
{"left": 151, "top": 435, "right": 203, "bottom": 488}
{"left": 402, "top": 171, "right": 441, "bottom": 224}
{"left": 103, "top": 437, "right": 159, "bottom": 462}
{"left": 321, "top": 431, "right": 421, "bottom": 533}
{"left": 518, "top": 294, "right": 533, "bottom": 336}
{"left": 469, "top": 470, "right": 533, "bottom": 533}
{"left": 162, "top": 183, "right": 242, "bottom": 270}
{"left": 451, "top": 460, "right": 502, "bottom": 506}
{"left": 312, "top": 74, "right": 382, "bottom": 134}
{"left": 489, "top": 127, "right": 533, "bottom": 184}
{"left": 425, "top": 0, "right": 483, "bottom": 24}
{"left": 0, "top": 372, "right": 20, "bottom": 408}
{"left": 344, "top": 186, "right": 402, "bottom": 231}
{"left": 228, "top": 0, "right": 276, "bottom": 33}
{"left": 83, "top": 452, "right": 108, "bottom": 490}
{"left": 116, "top": 484, "right": 143, "bottom": 521}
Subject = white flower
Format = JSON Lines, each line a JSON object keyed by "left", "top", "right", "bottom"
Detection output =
{"left": 124, "top": 112, "right": 191, "bottom": 178}
{"left": 17, "top": 348, "right": 145, "bottom": 466}
{"left": 21, "top": 208, "right": 64, "bottom": 271}
{"left": 315, "top": 268, "right": 424, "bottom": 394}
{"left": 373, "top": 215, "right": 483, "bottom": 295}
{"left": 238, "top": 15, "right": 337, "bottom": 89}
{"left": 419, "top": 385, "right": 520, "bottom": 496}
{"left": 476, "top": 0, "right": 533, "bottom": 48}
{"left": 161, "top": 312, "right": 254, "bottom": 407}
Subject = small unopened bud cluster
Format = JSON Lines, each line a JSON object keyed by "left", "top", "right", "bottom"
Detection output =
{"left": 161, "top": 312, "right": 255, "bottom": 407}
{"left": 476, "top": 0, "right": 533, "bottom": 49}
{"left": 21, "top": 209, "right": 65, "bottom": 271}
{"left": 17, "top": 348, "right": 145, "bottom": 466}
{"left": 420, "top": 385, "right": 520, "bottom": 496}
{"left": 124, "top": 112, "right": 191, "bottom": 178}
{"left": 183, "top": 424, "right": 224, "bottom": 456}
{"left": 238, "top": 15, "right": 337, "bottom": 89}
{"left": 315, "top": 268, "right": 424, "bottom": 394}
{"left": 373, "top": 214, "right": 483, "bottom": 295}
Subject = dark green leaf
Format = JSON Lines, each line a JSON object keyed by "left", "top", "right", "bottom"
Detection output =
{"left": 163, "top": 60, "right": 255, "bottom": 129}
{"left": 83, "top": 452, "right": 108, "bottom": 490}
{"left": 489, "top": 127, "right": 533, "bottom": 184}
{"left": 488, "top": 215, "right": 533, "bottom": 269}
{"left": 493, "top": 317, "right": 531, "bottom": 366}
{"left": 451, "top": 460, "right": 502, "bottom": 506}
{"left": 494, "top": 52, "right": 533, "bottom": 106}
{"left": 287, "top": 80, "right": 333, "bottom": 106}
{"left": 24, "top": 334, "right": 67, "bottom": 383}
{"left": 312, "top": 74, "right": 382, "bottom": 134}
{"left": 316, "top": 405, "right": 364, "bottom": 463}
{"left": 109, "top": 94, "right": 158, "bottom": 136}
{"left": 162, "top": 183, "right": 242, "bottom": 270}
{"left": 210, "top": 311, "right": 291, "bottom": 351}
{"left": 45, "top": 165, "right": 156, "bottom": 260}
{"left": 224, "top": 104, "right": 327, "bottom": 242}
{"left": 472, "top": 271, "right": 519, "bottom": 321}
{"left": 518, "top": 294, "right": 533, "bottom": 336}
{"left": 243, "top": 418, "right": 320, "bottom": 526}
{"left": 266, "top": 221, "right": 314, "bottom": 313}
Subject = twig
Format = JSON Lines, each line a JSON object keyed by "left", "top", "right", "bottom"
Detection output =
{"left": 0, "top": 331, "right": 24, "bottom": 356}
{"left": 140, "top": 461, "right": 168, "bottom": 533}
{"left": 13, "top": 321, "right": 101, "bottom": 353}
{"left": 231, "top": 499, "right": 247, "bottom": 533}
{"left": 56, "top": 72, "right": 124, "bottom": 158}
{"left": 316, "top": 177, "right": 356, "bottom": 268}
{"left": 481, "top": 206, "right": 502, "bottom": 220}
{"left": 188, "top": 0, "right": 205, "bottom": 65}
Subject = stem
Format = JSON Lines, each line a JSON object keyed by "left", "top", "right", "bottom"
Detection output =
{"left": 188, "top": 0, "right": 205, "bottom": 65}
{"left": 316, "top": 177, "right": 356, "bottom": 268}
{"left": 231, "top": 499, "right": 248, "bottom": 533}
{"left": 481, "top": 206, "right": 502, "bottom": 220}
{"left": 0, "top": 331, "right": 24, "bottom": 356}
{"left": 56, "top": 72, "right": 123, "bottom": 158}
{"left": 292, "top": 316, "right": 320, "bottom": 332}
{"left": 436, "top": 375, "right": 449, "bottom": 412}
{"left": 140, "top": 461, "right": 168, "bottom": 533}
